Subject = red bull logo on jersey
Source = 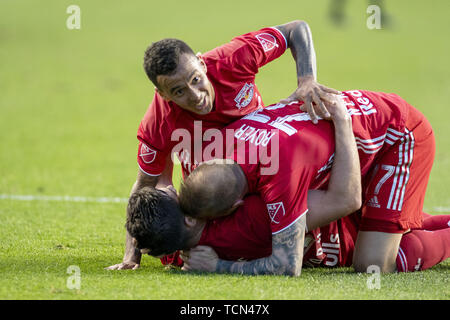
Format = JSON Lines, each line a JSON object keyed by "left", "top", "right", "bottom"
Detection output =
{"left": 234, "top": 83, "right": 255, "bottom": 109}
{"left": 255, "top": 33, "right": 279, "bottom": 52}
{"left": 139, "top": 143, "right": 157, "bottom": 164}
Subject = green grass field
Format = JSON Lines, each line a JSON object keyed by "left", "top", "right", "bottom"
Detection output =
{"left": 0, "top": 0, "right": 449, "bottom": 300}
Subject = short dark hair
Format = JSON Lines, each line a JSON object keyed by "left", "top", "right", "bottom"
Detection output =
{"left": 143, "top": 38, "right": 195, "bottom": 87}
{"left": 179, "top": 162, "right": 244, "bottom": 219}
{"left": 125, "top": 187, "right": 187, "bottom": 257}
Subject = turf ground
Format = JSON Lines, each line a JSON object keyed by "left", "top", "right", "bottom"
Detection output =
{"left": 0, "top": 0, "right": 449, "bottom": 300}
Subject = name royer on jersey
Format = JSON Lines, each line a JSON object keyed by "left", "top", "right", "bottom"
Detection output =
{"left": 170, "top": 119, "right": 280, "bottom": 176}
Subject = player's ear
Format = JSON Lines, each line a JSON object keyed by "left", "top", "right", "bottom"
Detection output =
{"left": 196, "top": 54, "right": 207, "bottom": 73}
{"left": 222, "top": 199, "right": 245, "bottom": 216}
{"left": 155, "top": 86, "right": 171, "bottom": 102}
{"left": 232, "top": 199, "right": 244, "bottom": 209}
{"left": 184, "top": 216, "right": 197, "bottom": 228}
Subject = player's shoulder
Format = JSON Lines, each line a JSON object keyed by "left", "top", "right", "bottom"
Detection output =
{"left": 202, "top": 26, "right": 286, "bottom": 67}
{"left": 142, "top": 92, "right": 180, "bottom": 120}
{"left": 344, "top": 89, "right": 404, "bottom": 104}
{"left": 139, "top": 92, "right": 185, "bottom": 137}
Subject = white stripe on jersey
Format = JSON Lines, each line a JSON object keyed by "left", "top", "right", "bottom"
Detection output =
{"left": 357, "top": 145, "right": 382, "bottom": 154}
{"left": 398, "top": 130, "right": 415, "bottom": 211}
{"left": 392, "top": 131, "right": 411, "bottom": 210}
{"left": 387, "top": 136, "right": 403, "bottom": 210}
{"left": 355, "top": 134, "right": 386, "bottom": 144}
{"left": 272, "top": 209, "right": 308, "bottom": 235}
{"left": 354, "top": 134, "right": 386, "bottom": 154}
{"left": 397, "top": 247, "right": 408, "bottom": 272}
{"left": 385, "top": 128, "right": 404, "bottom": 145}
{"left": 269, "top": 27, "right": 288, "bottom": 51}
{"left": 387, "top": 127, "right": 404, "bottom": 137}
{"left": 387, "top": 129, "right": 415, "bottom": 211}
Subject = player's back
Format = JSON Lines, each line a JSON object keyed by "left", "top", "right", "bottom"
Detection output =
{"left": 223, "top": 90, "right": 410, "bottom": 183}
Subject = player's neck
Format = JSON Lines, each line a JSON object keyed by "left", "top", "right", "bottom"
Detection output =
{"left": 186, "top": 219, "right": 206, "bottom": 248}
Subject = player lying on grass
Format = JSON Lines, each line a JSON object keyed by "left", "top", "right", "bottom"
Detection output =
{"left": 108, "top": 20, "right": 341, "bottom": 271}
{"left": 127, "top": 94, "right": 362, "bottom": 276}
{"left": 175, "top": 90, "right": 437, "bottom": 274}
{"left": 128, "top": 191, "right": 449, "bottom": 273}
{"left": 126, "top": 89, "right": 438, "bottom": 275}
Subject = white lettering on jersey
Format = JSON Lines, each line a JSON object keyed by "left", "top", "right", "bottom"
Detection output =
{"left": 269, "top": 113, "right": 311, "bottom": 136}
{"left": 234, "top": 124, "right": 276, "bottom": 147}
{"left": 241, "top": 109, "right": 271, "bottom": 123}
{"left": 323, "top": 233, "right": 340, "bottom": 267}
{"left": 342, "top": 90, "right": 377, "bottom": 116}
{"left": 242, "top": 106, "right": 314, "bottom": 136}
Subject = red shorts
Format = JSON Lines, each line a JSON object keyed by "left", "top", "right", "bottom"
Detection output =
{"left": 360, "top": 105, "right": 435, "bottom": 233}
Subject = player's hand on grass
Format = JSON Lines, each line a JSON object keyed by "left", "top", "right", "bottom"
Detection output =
{"left": 105, "top": 261, "right": 140, "bottom": 270}
{"left": 180, "top": 246, "right": 218, "bottom": 273}
{"left": 280, "top": 75, "right": 340, "bottom": 124}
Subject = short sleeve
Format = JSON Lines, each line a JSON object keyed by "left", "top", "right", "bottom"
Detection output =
{"left": 136, "top": 93, "right": 175, "bottom": 176}
{"left": 260, "top": 168, "right": 312, "bottom": 235}
{"left": 203, "top": 27, "right": 287, "bottom": 76}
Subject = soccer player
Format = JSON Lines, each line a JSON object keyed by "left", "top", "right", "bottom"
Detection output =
{"left": 107, "top": 20, "right": 341, "bottom": 270}
{"left": 175, "top": 90, "right": 436, "bottom": 275}
{"left": 128, "top": 191, "right": 449, "bottom": 273}
{"left": 127, "top": 93, "right": 362, "bottom": 276}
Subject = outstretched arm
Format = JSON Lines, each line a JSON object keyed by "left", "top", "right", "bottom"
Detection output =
{"left": 275, "top": 20, "right": 340, "bottom": 123}
{"left": 181, "top": 214, "right": 306, "bottom": 276}
{"left": 105, "top": 157, "right": 174, "bottom": 270}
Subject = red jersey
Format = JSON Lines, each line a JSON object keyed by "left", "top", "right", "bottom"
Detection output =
{"left": 199, "top": 195, "right": 360, "bottom": 267}
{"left": 137, "top": 27, "right": 288, "bottom": 177}
{"left": 162, "top": 195, "right": 360, "bottom": 268}
{"left": 219, "top": 90, "right": 409, "bottom": 234}
{"left": 162, "top": 90, "right": 418, "bottom": 268}
{"left": 303, "top": 213, "right": 360, "bottom": 268}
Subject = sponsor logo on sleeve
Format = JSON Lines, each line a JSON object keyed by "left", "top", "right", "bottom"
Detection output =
{"left": 139, "top": 143, "right": 157, "bottom": 164}
{"left": 267, "top": 202, "right": 285, "bottom": 224}
{"left": 255, "top": 33, "right": 279, "bottom": 52}
{"left": 234, "top": 83, "right": 255, "bottom": 109}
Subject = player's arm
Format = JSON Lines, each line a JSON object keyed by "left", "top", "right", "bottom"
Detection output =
{"left": 275, "top": 20, "right": 340, "bottom": 123}
{"left": 306, "top": 98, "right": 362, "bottom": 230}
{"left": 181, "top": 215, "right": 306, "bottom": 276}
{"left": 105, "top": 157, "right": 174, "bottom": 270}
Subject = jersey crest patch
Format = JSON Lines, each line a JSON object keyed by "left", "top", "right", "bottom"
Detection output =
{"left": 255, "top": 33, "right": 279, "bottom": 52}
{"left": 234, "top": 83, "right": 254, "bottom": 109}
{"left": 139, "top": 143, "right": 157, "bottom": 164}
{"left": 267, "top": 202, "right": 285, "bottom": 224}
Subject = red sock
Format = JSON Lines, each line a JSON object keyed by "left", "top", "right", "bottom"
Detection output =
{"left": 396, "top": 228, "right": 450, "bottom": 272}
{"left": 422, "top": 214, "right": 450, "bottom": 231}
